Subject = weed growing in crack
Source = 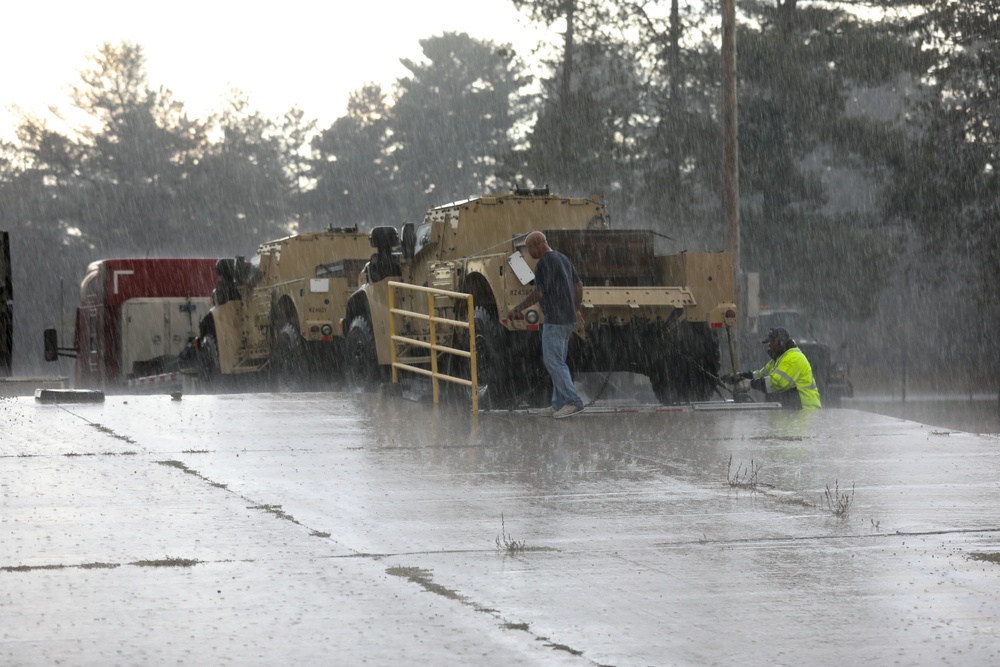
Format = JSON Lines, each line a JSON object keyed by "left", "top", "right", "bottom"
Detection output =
{"left": 727, "top": 455, "right": 762, "bottom": 490}
{"left": 495, "top": 513, "right": 526, "bottom": 554}
{"left": 546, "top": 643, "right": 584, "bottom": 656}
{"left": 504, "top": 622, "right": 530, "bottom": 631}
{"left": 969, "top": 552, "right": 1000, "bottom": 565}
{"left": 131, "top": 557, "right": 200, "bottom": 567}
{"left": 89, "top": 423, "right": 136, "bottom": 444}
{"left": 1, "top": 564, "right": 65, "bottom": 572}
{"left": 248, "top": 504, "right": 299, "bottom": 524}
{"left": 386, "top": 566, "right": 462, "bottom": 601}
{"left": 158, "top": 459, "right": 232, "bottom": 491}
{"left": 824, "top": 481, "right": 854, "bottom": 518}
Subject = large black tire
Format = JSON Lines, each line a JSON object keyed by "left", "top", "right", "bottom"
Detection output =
{"left": 272, "top": 322, "right": 307, "bottom": 389}
{"left": 345, "top": 317, "right": 383, "bottom": 391}
{"left": 468, "top": 306, "right": 517, "bottom": 409}
{"left": 449, "top": 313, "right": 545, "bottom": 409}
{"left": 648, "top": 323, "right": 720, "bottom": 405}
{"left": 649, "top": 367, "right": 680, "bottom": 406}
{"left": 199, "top": 333, "right": 221, "bottom": 382}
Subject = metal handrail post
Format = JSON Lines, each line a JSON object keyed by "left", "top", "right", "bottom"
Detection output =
{"left": 386, "top": 281, "right": 480, "bottom": 415}
{"left": 388, "top": 284, "right": 399, "bottom": 384}
{"left": 467, "top": 294, "right": 477, "bottom": 415}
{"left": 428, "top": 290, "right": 439, "bottom": 405}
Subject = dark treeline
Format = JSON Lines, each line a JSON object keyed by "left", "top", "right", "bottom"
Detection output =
{"left": 1, "top": 0, "right": 997, "bottom": 394}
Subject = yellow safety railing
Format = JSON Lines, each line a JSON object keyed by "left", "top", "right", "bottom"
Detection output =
{"left": 387, "top": 281, "right": 478, "bottom": 413}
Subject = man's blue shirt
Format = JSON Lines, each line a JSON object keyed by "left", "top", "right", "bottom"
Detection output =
{"left": 534, "top": 251, "right": 580, "bottom": 325}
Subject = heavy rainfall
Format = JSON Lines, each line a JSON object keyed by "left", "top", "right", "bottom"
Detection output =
{"left": 1, "top": 1, "right": 999, "bottom": 665}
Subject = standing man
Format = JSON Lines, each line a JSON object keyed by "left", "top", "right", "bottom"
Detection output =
{"left": 507, "top": 231, "right": 586, "bottom": 418}
{"left": 725, "top": 327, "right": 822, "bottom": 409}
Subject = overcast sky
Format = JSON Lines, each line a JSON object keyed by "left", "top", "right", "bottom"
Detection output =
{"left": 1, "top": 0, "right": 550, "bottom": 140}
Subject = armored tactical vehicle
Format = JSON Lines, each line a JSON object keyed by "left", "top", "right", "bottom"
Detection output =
{"left": 194, "top": 227, "right": 371, "bottom": 385}
{"left": 342, "top": 188, "right": 736, "bottom": 407}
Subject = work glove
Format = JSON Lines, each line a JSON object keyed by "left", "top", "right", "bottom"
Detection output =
{"left": 739, "top": 371, "right": 754, "bottom": 380}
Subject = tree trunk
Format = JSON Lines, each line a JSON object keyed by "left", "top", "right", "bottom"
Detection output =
{"left": 670, "top": 0, "right": 681, "bottom": 101}
{"left": 559, "top": 0, "right": 576, "bottom": 157}
{"left": 671, "top": 0, "right": 685, "bottom": 188}
{"left": 778, "top": 0, "right": 797, "bottom": 36}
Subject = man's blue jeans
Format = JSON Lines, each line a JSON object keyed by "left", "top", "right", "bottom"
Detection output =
{"left": 542, "top": 323, "right": 583, "bottom": 410}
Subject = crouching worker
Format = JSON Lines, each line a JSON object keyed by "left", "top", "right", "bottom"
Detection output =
{"left": 723, "top": 327, "right": 822, "bottom": 410}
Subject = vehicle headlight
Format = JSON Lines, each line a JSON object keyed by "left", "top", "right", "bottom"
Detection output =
{"left": 525, "top": 310, "right": 540, "bottom": 325}
{"left": 321, "top": 324, "right": 333, "bottom": 336}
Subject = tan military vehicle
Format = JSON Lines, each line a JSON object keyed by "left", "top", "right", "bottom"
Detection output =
{"left": 194, "top": 226, "right": 372, "bottom": 385}
{"left": 342, "top": 188, "right": 736, "bottom": 407}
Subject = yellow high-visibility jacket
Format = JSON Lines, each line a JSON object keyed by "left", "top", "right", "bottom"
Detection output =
{"left": 753, "top": 346, "right": 822, "bottom": 410}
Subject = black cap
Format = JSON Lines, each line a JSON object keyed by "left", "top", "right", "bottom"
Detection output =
{"left": 762, "top": 327, "right": 791, "bottom": 344}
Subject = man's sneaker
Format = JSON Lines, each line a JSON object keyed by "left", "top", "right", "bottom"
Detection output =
{"left": 537, "top": 406, "right": 555, "bottom": 417}
{"left": 553, "top": 404, "right": 584, "bottom": 419}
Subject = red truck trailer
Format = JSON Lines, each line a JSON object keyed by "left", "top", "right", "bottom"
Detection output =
{"left": 45, "top": 258, "right": 218, "bottom": 389}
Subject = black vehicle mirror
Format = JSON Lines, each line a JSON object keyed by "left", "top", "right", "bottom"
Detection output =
{"left": 43, "top": 328, "right": 58, "bottom": 362}
{"left": 216, "top": 258, "right": 236, "bottom": 282}
{"left": 369, "top": 226, "right": 399, "bottom": 252}
{"left": 234, "top": 255, "right": 251, "bottom": 284}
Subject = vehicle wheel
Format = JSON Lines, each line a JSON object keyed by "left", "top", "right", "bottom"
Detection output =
{"left": 682, "top": 323, "right": 721, "bottom": 402}
{"left": 345, "top": 317, "right": 382, "bottom": 391}
{"left": 468, "top": 306, "right": 517, "bottom": 409}
{"left": 649, "top": 366, "right": 680, "bottom": 405}
{"left": 200, "top": 333, "right": 221, "bottom": 381}
{"left": 648, "top": 322, "right": 720, "bottom": 405}
{"left": 272, "top": 322, "right": 306, "bottom": 389}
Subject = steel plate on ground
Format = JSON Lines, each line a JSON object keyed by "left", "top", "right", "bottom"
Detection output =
{"left": 34, "top": 388, "right": 105, "bottom": 404}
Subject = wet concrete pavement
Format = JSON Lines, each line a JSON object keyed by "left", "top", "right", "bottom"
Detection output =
{"left": 844, "top": 394, "right": 1000, "bottom": 436}
{"left": 2, "top": 390, "right": 999, "bottom": 666}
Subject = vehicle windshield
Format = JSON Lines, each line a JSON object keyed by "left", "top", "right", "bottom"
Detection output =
{"left": 414, "top": 222, "right": 433, "bottom": 255}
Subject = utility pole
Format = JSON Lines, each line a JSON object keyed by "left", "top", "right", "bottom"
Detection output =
{"left": 721, "top": 0, "right": 742, "bottom": 365}
{"left": 0, "top": 231, "right": 12, "bottom": 377}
